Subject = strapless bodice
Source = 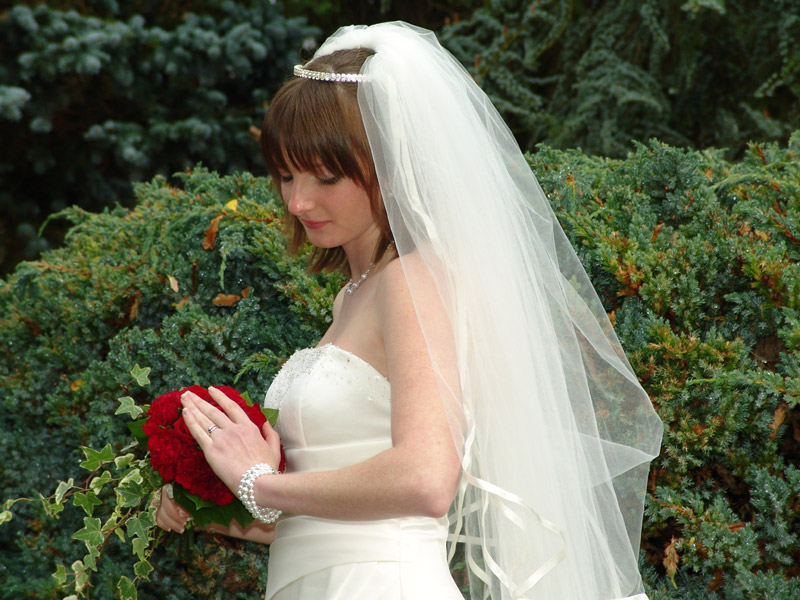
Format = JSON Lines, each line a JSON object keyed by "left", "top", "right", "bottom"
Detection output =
{"left": 265, "top": 344, "right": 392, "bottom": 473}
{"left": 263, "top": 344, "right": 459, "bottom": 600}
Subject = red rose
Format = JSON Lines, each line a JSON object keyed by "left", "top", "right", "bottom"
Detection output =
{"left": 145, "top": 385, "right": 268, "bottom": 506}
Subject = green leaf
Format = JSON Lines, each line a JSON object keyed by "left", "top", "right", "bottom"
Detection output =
{"left": 128, "top": 418, "right": 149, "bottom": 446}
{"left": 115, "top": 452, "right": 135, "bottom": 470}
{"left": 117, "top": 479, "right": 147, "bottom": 508}
{"left": 114, "top": 525, "right": 127, "bottom": 543}
{"left": 0, "top": 510, "right": 12, "bottom": 525}
{"left": 72, "top": 517, "right": 104, "bottom": 547}
{"left": 89, "top": 470, "right": 113, "bottom": 495}
{"left": 83, "top": 544, "right": 100, "bottom": 571}
{"left": 72, "top": 559, "right": 89, "bottom": 592}
{"left": 80, "top": 444, "right": 116, "bottom": 470}
{"left": 118, "top": 575, "right": 137, "bottom": 600}
{"left": 130, "top": 364, "right": 151, "bottom": 387}
{"left": 54, "top": 478, "right": 75, "bottom": 504}
{"left": 132, "top": 536, "right": 149, "bottom": 561}
{"left": 173, "top": 483, "right": 253, "bottom": 529}
{"left": 52, "top": 563, "right": 68, "bottom": 586}
{"left": 126, "top": 511, "right": 155, "bottom": 540}
{"left": 119, "top": 466, "right": 144, "bottom": 486}
{"left": 133, "top": 559, "right": 153, "bottom": 579}
{"left": 41, "top": 492, "right": 65, "bottom": 518}
{"left": 73, "top": 492, "right": 102, "bottom": 516}
{"left": 116, "top": 396, "right": 144, "bottom": 419}
{"left": 261, "top": 406, "right": 279, "bottom": 426}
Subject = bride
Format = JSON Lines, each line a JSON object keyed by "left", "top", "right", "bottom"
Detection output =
{"left": 156, "top": 21, "right": 663, "bottom": 600}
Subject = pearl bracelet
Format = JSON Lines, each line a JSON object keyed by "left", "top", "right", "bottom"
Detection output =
{"left": 237, "top": 463, "right": 282, "bottom": 524}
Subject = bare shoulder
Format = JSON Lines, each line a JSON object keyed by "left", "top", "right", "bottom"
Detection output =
{"left": 375, "top": 255, "right": 433, "bottom": 321}
{"left": 375, "top": 253, "right": 447, "bottom": 346}
{"left": 376, "top": 252, "right": 438, "bottom": 296}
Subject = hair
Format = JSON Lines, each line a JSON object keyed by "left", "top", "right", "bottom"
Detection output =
{"left": 260, "top": 48, "right": 394, "bottom": 275}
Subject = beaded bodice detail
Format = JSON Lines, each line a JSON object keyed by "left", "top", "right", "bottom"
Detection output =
{"left": 264, "top": 344, "right": 392, "bottom": 473}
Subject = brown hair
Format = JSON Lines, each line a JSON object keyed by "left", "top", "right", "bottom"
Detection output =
{"left": 260, "top": 48, "right": 394, "bottom": 275}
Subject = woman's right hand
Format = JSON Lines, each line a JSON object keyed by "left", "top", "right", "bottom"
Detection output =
{"left": 154, "top": 484, "right": 192, "bottom": 533}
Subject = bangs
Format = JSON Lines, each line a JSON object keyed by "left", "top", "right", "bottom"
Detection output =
{"left": 261, "top": 78, "right": 371, "bottom": 189}
{"left": 257, "top": 47, "right": 392, "bottom": 275}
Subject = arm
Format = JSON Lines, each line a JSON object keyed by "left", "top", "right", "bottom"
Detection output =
{"left": 180, "top": 257, "right": 462, "bottom": 520}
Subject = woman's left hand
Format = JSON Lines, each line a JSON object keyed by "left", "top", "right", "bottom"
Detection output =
{"left": 180, "top": 387, "right": 282, "bottom": 493}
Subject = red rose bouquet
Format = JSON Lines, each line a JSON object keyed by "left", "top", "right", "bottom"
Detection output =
{"left": 131, "top": 385, "right": 282, "bottom": 528}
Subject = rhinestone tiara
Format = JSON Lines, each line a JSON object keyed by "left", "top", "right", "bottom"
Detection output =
{"left": 293, "top": 64, "right": 370, "bottom": 83}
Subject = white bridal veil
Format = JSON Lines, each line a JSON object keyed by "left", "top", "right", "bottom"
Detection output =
{"left": 312, "top": 22, "right": 663, "bottom": 600}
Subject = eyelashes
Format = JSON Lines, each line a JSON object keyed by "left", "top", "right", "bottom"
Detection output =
{"left": 278, "top": 174, "right": 340, "bottom": 186}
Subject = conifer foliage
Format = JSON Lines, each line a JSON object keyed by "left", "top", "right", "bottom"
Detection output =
{"left": 2, "top": 134, "right": 799, "bottom": 596}
{"left": 0, "top": 1, "right": 316, "bottom": 269}
{"left": 0, "top": 168, "right": 343, "bottom": 599}
{"left": 441, "top": 0, "right": 800, "bottom": 158}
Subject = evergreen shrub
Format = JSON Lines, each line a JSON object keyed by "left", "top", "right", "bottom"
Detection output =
{"left": 0, "top": 168, "right": 342, "bottom": 598}
{"left": 441, "top": 0, "right": 800, "bottom": 158}
{"left": 532, "top": 132, "right": 800, "bottom": 599}
{"left": 0, "top": 0, "right": 317, "bottom": 269}
{"left": 2, "top": 133, "right": 800, "bottom": 597}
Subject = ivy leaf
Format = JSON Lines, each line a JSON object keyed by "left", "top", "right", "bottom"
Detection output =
{"left": 117, "top": 480, "right": 146, "bottom": 508}
{"left": 115, "top": 453, "right": 136, "bottom": 470}
{"left": 52, "top": 563, "right": 68, "bottom": 586}
{"left": 55, "top": 478, "right": 75, "bottom": 504}
{"left": 132, "top": 536, "right": 148, "bottom": 561}
{"left": 130, "top": 364, "right": 151, "bottom": 387}
{"left": 116, "top": 396, "right": 144, "bottom": 419}
{"left": 134, "top": 559, "right": 153, "bottom": 579}
{"left": 72, "top": 517, "right": 104, "bottom": 547}
{"left": 73, "top": 492, "right": 102, "bottom": 516}
{"left": 89, "top": 470, "right": 113, "bottom": 495}
{"left": 126, "top": 512, "right": 155, "bottom": 541}
{"left": 72, "top": 559, "right": 89, "bottom": 592}
{"left": 118, "top": 575, "right": 137, "bottom": 600}
{"left": 83, "top": 544, "right": 100, "bottom": 571}
{"left": 80, "top": 445, "right": 115, "bottom": 471}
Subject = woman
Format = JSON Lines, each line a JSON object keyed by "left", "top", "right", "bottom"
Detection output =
{"left": 157, "top": 22, "right": 663, "bottom": 600}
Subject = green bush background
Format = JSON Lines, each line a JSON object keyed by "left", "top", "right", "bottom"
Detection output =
{"left": 3, "top": 0, "right": 799, "bottom": 273}
{"left": 2, "top": 135, "right": 799, "bottom": 597}
{"left": 2, "top": 0, "right": 799, "bottom": 598}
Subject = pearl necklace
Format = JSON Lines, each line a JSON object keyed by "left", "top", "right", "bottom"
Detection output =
{"left": 345, "top": 243, "right": 395, "bottom": 296}
{"left": 345, "top": 262, "right": 374, "bottom": 295}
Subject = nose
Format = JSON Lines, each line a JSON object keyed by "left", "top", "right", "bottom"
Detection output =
{"left": 285, "top": 177, "right": 314, "bottom": 216}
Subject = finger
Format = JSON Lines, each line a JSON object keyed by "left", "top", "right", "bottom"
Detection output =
{"left": 208, "top": 386, "right": 249, "bottom": 424}
{"left": 262, "top": 421, "right": 281, "bottom": 451}
{"left": 180, "top": 399, "right": 215, "bottom": 447}
{"left": 156, "top": 491, "right": 191, "bottom": 532}
{"left": 181, "top": 391, "right": 225, "bottom": 429}
{"left": 156, "top": 503, "right": 188, "bottom": 532}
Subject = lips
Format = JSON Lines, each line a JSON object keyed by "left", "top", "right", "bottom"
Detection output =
{"left": 300, "top": 219, "right": 329, "bottom": 230}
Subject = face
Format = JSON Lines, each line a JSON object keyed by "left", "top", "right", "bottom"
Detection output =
{"left": 279, "top": 164, "right": 378, "bottom": 254}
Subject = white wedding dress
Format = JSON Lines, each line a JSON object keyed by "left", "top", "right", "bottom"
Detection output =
{"left": 263, "top": 344, "right": 464, "bottom": 600}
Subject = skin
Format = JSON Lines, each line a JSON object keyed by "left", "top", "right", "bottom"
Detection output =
{"left": 156, "top": 166, "right": 462, "bottom": 542}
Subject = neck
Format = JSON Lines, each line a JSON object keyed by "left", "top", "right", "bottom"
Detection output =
{"left": 342, "top": 227, "right": 382, "bottom": 279}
